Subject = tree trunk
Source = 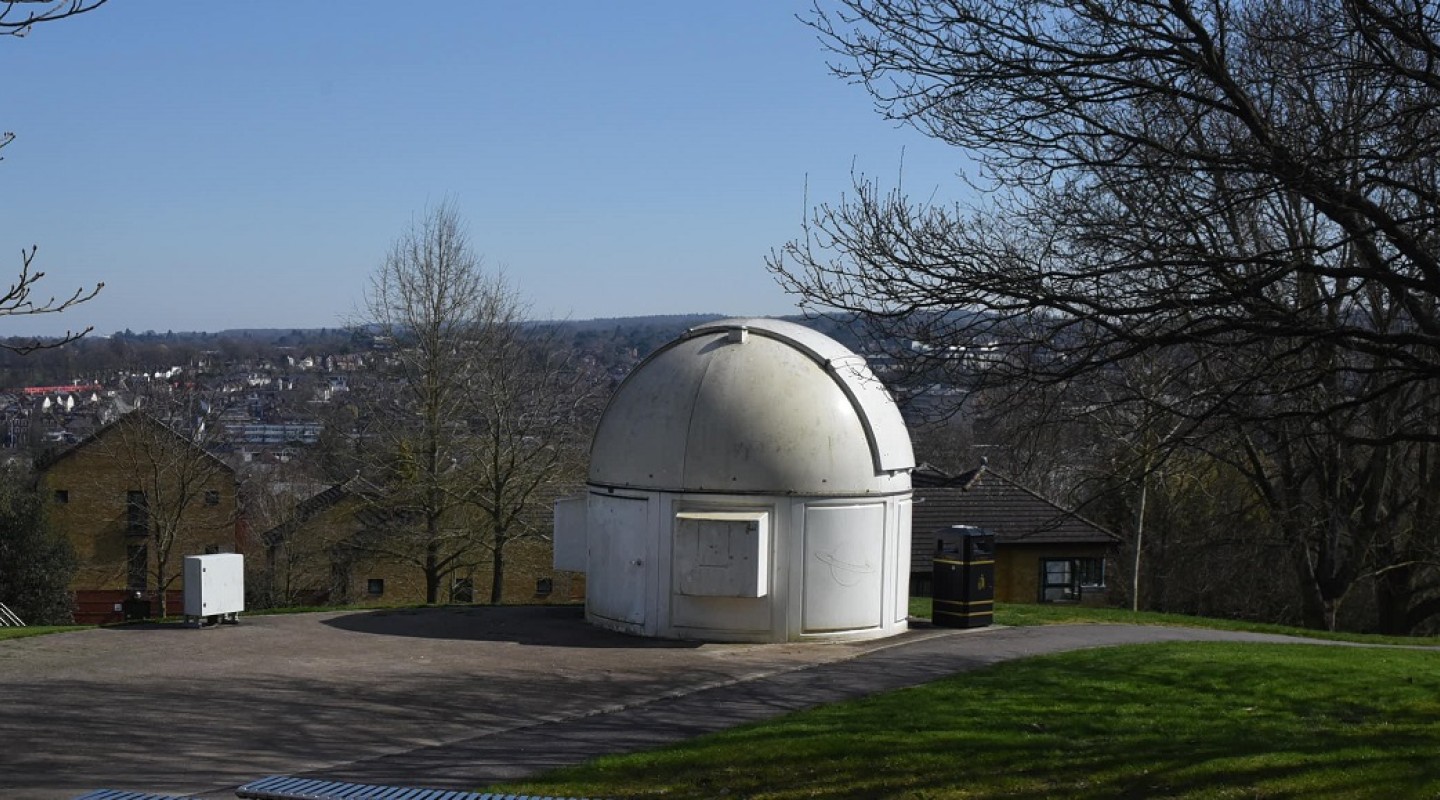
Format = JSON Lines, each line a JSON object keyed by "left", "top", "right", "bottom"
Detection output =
{"left": 1374, "top": 562, "right": 1415, "bottom": 636}
{"left": 1132, "top": 470, "right": 1148, "bottom": 612}
{"left": 154, "top": 557, "right": 168, "bottom": 619}
{"left": 424, "top": 540, "right": 440, "bottom": 604}
{"left": 1293, "top": 543, "right": 1330, "bottom": 630}
{"left": 490, "top": 532, "right": 507, "bottom": 604}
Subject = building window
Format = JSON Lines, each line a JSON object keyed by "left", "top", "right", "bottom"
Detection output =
{"left": 331, "top": 560, "right": 353, "bottom": 605}
{"left": 126, "top": 491, "right": 148, "bottom": 537}
{"left": 367, "top": 578, "right": 384, "bottom": 596}
{"left": 1040, "top": 558, "right": 1077, "bottom": 603}
{"left": 1077, "top": 557, "right": 1106, "bottom": 589}
{"left": 126, "top": 544, "right": 148, "bottom": 591}
{"left": 535, "top": 577, "right": 554, "bottom": 597}
{"left": 451, "top": 577, "right": 474, "bottom": 604}
{"left": 53, "top": 489, "right": 69, "bottom": 504}
{"left": 204, "top": 490, "right": 220, "bottom": 506}
{"left": 1040, "top": 557, "right": 1106, "bottom": 603}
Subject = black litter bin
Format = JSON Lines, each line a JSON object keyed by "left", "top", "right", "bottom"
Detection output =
{"left": 933, "top": 526, "right": 995, "bottom": 628}
{"left": 121, "top": 592, "right": 152, "bottom": 621}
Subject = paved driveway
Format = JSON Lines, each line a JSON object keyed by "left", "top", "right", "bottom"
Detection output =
{"left": 0, "top": 605, "right": 1348, "bottom": 800}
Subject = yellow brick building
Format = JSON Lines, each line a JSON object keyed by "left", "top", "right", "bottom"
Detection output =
{"left": 260, "top": 478, "right": 581, "bottom": 608}
{"left": 38, "top": 412, "right": 242, "bottom": 622}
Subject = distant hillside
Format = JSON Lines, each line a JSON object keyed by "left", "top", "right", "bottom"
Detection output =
{"left": 0, "top": 313, "right": 892, "bottom": 390}
{"left": 537, "top": 313, "right": 727, "bottom": 333}
{"left": 538, "top": 313, "right": 872, "bottom": 349}
{"left": 208, "top": 313, "right": 861, "bottom": 343}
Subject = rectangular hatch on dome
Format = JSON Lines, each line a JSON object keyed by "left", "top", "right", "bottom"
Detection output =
{"left": 672, "top": 510, "right": 768, "bottom": 598}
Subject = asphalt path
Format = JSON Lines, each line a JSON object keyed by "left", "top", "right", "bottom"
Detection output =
{"left": 0, "top": 605, "right": 1390, "bottom": 800}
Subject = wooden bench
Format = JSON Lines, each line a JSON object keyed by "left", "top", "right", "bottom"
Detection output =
{"left": 235, "top": 775, "right": 592, "bottom": 800}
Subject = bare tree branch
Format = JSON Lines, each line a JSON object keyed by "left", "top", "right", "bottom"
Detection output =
{"left": 0, "top": 245, "right": 104, "bottom": 354}
{"left": 0, "top": 0, "right": 106, "bottom": 37}
{"left": 2, "top": 1, "right": 108, "bottom": 349}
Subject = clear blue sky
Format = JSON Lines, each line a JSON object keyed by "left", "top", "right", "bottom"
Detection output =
{"left": 4, "top": 1, "right": 964, "bottom": 337}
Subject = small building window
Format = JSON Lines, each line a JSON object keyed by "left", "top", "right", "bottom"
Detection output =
{"left": 1040, "top": 557, "right": 1106, "bottom": 603}
{"left": 204, "top": 490, "right": 220, "bottom": 506}
{"left": 1041, "top": 559, "right": 1075, "bottom": 603}
{"left": 535, "top": 577, "right": 554, "bottom": 597}
{"left": 126, "top": 491, "right": 148, "bottom": 537}
{"left": 451, "top": 577, "right": 474, "bottom": 604}
{"left": 127, "top": 543, "right": 148, "bottom": 591}
{"left": 366, "top": 578, "right": 385, "bottom": 596}
{"left": 53, "top": 489, "right": 69, "bottom": 504}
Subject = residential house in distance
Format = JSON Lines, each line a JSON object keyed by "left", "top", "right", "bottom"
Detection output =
{"left": 37, "top": 412, "right": 244, "bottom": 623}
{"left": 911, "top": 462, "right": 1119, "bottom": 605}
{"left": 260, "top": 478, "right": 580, "bottom": 609}
{"left": 0, "top": 384, "right": 110, "bottom": 455}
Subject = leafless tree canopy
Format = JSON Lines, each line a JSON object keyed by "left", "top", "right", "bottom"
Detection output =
{"left": 775, "top": 0, "right": 1440, "bottom": 633}
{"left": 0, "top": 245, "right": 104, "bottom": 354}
{"left": 774, "top": 0, "right": 1440, "bottom": 440}
{"left": 353, "top": 202, "right": 596, "bottom": 604}
{"left": 93, "top": 409, "right": 237, "bottom": 619}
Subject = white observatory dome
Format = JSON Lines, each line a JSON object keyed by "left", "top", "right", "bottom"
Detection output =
{"left": 557, "top": 318, "right": 917, "bottom": 642}
{"left": 589, "top": 318, "right": 915, "bottom": 495}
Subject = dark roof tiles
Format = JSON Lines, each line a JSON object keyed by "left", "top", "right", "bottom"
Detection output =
{"left": 912, "top": 466, "right": 1118, "bottom": 571}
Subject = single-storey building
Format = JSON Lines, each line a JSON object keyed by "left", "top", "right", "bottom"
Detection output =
{"left": 911, "top": 462, "right": 1119, "bottom": 605}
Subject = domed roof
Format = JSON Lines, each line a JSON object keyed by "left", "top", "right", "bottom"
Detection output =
{"left": 588, "top": 318, "right": 914, "bottom": 495}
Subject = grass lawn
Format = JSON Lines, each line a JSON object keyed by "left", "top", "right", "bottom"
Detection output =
{"left": 909, "top": 598, "right": 1440, "bottom": 647}
{"left": 497, "top": 642, "right": 1440, "bottom": 799}
{"left": 0, "top": 625, "right": 87, "bottom": 641}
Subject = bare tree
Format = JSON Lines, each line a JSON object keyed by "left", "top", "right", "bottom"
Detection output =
{"left": 774, "top": 0, "right": 1440, "bottom": 442}
{"left": 90, "top": 410, "right": 239, "bottom": 618}
{"left": 773, "top": 0, "right": 1440, "bottom": 633}
{"left": 0, "top": 244, "right": 104, "bottom": 353}
{"left": 352, "top": 202, "right": 595, "bottom": 604}
{"left": 236, "top": 456, "right": 334, "bottom": 609}
{"left": 465, "top": 314, "right": 598, "bottom": 604}
{"left": 355, "top": 202, "right": 488, "bottom": 603}
{"left": 1069, "top": 360, "right": 1192, "bottom": 612}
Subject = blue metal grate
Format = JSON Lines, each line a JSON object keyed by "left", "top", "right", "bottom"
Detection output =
{"left": 235, "top": 775, "right": 594, "bottom": 800}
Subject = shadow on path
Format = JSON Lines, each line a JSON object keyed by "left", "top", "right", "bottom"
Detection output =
{"left": 320, "top": 605, "right": 702, "bottom": 648}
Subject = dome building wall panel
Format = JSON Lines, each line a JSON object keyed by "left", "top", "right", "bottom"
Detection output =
{"left": 800, "top": 502, "right": 888, "bottom": 633}
{"left": 680, "top": 334, "right": 878, "bottom": 494}
{"left": 586, "top": 336, "right": 712, "bottom": 491}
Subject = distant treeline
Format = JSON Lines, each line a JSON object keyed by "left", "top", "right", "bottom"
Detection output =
{"left": 0, "top": 314, "right": 870, "bottom": 390}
